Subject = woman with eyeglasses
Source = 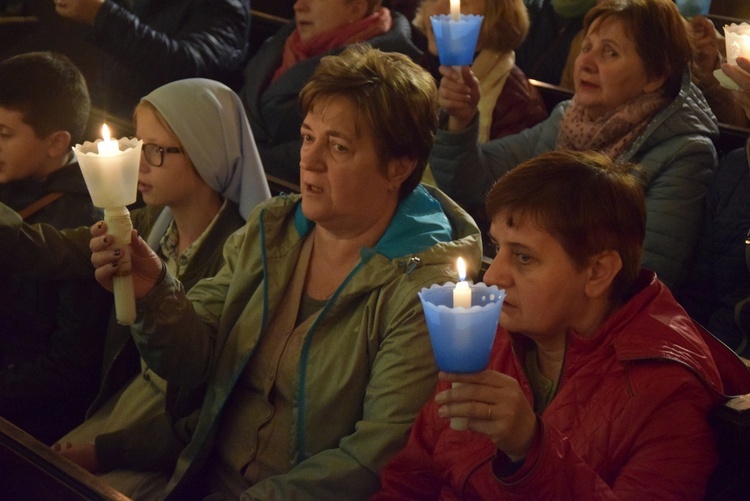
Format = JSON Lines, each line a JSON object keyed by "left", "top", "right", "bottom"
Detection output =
{"left": 0, "top": 77, "right": 270, "bottom": 498}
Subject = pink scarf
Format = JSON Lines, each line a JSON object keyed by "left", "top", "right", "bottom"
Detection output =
{"left": 272, "top": 7, "right": 393, "bottom": 83}
{"left": 556, "top": 91, "right": 670, "bottom": 159}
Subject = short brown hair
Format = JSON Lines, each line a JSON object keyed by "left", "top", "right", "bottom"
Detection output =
{"left": 583, "top": 0, "right": 693, "bottom": 97}
{"left": 0, "top": 52, "right": 90, "bottom": 144}
{"left": 299, "top": 44, "right": 438, "bottom": 200}
{"left": 485, "top": 150, "right": 646, "bottom": 301}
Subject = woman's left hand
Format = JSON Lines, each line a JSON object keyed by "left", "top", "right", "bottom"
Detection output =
{"left": 438, "top": 66, "right": 480, "bottom": 132}
{"left": 435, "top": 370, "right": 538, "bottom": 460}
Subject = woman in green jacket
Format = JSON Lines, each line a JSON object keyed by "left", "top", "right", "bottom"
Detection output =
{"left": 90, "top": 45, "right": 483, "bottom": 500}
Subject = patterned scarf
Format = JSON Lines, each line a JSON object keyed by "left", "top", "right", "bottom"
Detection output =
{"left": 272, "top": 7, "right": 393, "bottom": 83}
{"left": 556, "top": 91, "right": 670, "bottom": 159}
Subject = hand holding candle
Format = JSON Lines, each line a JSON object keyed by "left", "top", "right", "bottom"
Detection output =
{"left": 73, "top": 126, "right": 143, "bottom": 324}
{"left": 419, "top": 257, "right": 505, "bottom": 430}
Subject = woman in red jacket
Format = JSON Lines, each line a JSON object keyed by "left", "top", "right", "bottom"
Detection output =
{"left": 374, "top": 150, "right": 750, "bottom": 500}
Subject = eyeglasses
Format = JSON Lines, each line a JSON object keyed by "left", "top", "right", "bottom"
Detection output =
{"left": 142, "top": 143, "right": 183, "bottom": 167}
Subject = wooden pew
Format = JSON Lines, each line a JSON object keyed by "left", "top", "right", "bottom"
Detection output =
{"left": 708, "top": 13, "right": 749, "bottom": 32}
{"left": 0, "top": 416, "right": 131, "bottom": 500}
{"left": 527, "top": 78, "right": 573, "bottom": 114}
{"left": 266, "top": 173, "right": 300, "bottom": 196}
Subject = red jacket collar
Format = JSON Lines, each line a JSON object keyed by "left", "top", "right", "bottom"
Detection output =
{"left": 506, "top": 270, "right": 750, "bottom": 398}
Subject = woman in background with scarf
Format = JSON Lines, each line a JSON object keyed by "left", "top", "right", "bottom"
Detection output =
{"left": 429, "top": 0, "right": 718, "bottom": 291}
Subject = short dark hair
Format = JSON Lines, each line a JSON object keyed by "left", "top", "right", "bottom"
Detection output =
{"left": 485, "top": 150, "right": 646, "bottom": 301}
{"left": 0, "top": 52, "right": 90, "bottom": 143}
{"left": 299, "top": 44, "right": 438, "bottom": 200}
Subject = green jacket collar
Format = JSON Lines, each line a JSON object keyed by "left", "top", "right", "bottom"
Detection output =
{"left": 293, "top": 184, "right": 452, "bottom": 262}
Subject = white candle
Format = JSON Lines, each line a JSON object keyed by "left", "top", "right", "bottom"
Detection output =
{"left": 451, "top": 257, "right": 471, "bottom": 431}
{"left": 726, "top": 24, "right": 750, "bottom": 65}
{"left": 713, "top": 23, "right": 750, "bottom": 91}
{"left": 105, "top": 206, "right": 136, "bottom": 325}
{"left": 72, "top": 132, "right": 143, "bottom": 325}
{"left": 450, "top": 0, "right": 460, "bottom": 22}
{"left": 97, "top": 124, "right": 119, "bottom": 156}
{"left": 453, "top": 257, "right": 471, "bottom": 308}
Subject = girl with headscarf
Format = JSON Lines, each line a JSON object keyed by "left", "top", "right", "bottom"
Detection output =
{"left": 49, "top": 78, "right": 270, "bottom": 499}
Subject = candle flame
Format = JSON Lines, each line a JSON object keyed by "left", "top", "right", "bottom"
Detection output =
{"left": 456, "top": 257, "right": 466, "bottom": 282}
{"left": 101, "top": 123, "right": 112, "bottom": 142}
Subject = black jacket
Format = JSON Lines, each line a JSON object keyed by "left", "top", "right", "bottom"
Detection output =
{"left": 88, "top": 0, "right": 250, "bottom": 119}
{"left": 676, "top": 146, "right": 750, "bottom": 355}
{"left": 0, "top": 164, "right": 112, "bottom": 444}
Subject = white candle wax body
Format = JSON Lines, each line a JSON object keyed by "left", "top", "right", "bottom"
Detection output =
{"left": 453, "top": 281, "right": 471, "bottom": 309}
{"left": 726, "top": 27, "right": 750, "bottom": 65}
{"left": 73, "top": 138, "right": 142, "bottom": 208}
{"left": 450, "top": 0, "right": 460, "bottom": 21}
{"left": 105, "top": 206, "right": 136, "bottom": 325}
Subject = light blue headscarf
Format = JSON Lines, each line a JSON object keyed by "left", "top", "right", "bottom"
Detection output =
{"left": 141, "top": 78, "right": 270, "bottom": 221}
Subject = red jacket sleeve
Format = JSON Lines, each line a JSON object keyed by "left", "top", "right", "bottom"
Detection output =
{"left": 493, "top": 372, "right": 719, "bottom": 500}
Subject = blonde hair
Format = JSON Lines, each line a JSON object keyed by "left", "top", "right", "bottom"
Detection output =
{"left": 133, "top": 100, "right": 178, "bottom": 145}
{"left": 133, "top": 100, "right": 191, "bottom": 167}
